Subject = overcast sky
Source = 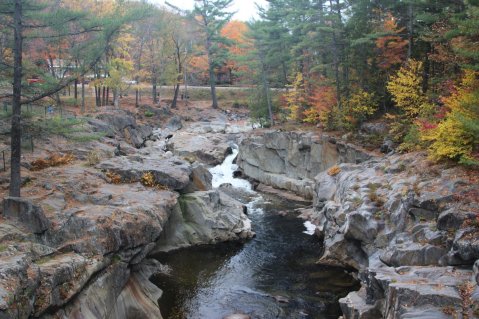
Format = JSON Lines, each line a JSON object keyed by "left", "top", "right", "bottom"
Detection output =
{"left": 151, "top": 0, "right": 268, "bottom": 21}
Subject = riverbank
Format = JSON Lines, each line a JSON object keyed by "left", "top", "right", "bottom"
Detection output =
{"left": 0, "top": 100, "right": 477, "bottom": 319}
{"left": 0, "top": 103, "right": 253, "bottom": 319}
{"left": 237, "top": 130, "right": 479, "bottom": 319}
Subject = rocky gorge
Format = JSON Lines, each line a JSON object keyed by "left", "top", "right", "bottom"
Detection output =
{"left": 0, "top": 109, "right": 253, "bottom": 319}
{"left": 0, "top": 106, "right": 477, "bottom": 319}
{"left": 237, "top": 130, "right": 479, "bottom": 319}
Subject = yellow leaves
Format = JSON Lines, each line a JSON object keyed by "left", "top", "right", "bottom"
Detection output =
{"left": 141, "top": 171, "right": 169, "bottom": 190}
{"left": 105, "top": 58, "right": 133, "bottom": 89}
{"left": 423, "top": 70, "right": 479, "bottom": 165}
{"left": 106, "top": 171, "right": 123, "bottom": 184}
{"left": 283, "top": 72, "right": 308, "bottom": 121}
{"left": 423, "top": 115, "right": 474, "bottom": 161}
{"left": 387, "top": 59, "right": 430, "bottom": 117}
{"left": 343, "top": 89, "right": 378, "bottom": 123}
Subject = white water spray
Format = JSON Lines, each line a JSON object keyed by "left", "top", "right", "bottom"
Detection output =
{"left": 209, "top": 147, "right": 252, "bottom": 190}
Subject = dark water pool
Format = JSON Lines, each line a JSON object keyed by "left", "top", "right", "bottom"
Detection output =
{"left": 152, "top": 193, "right": 359, "bottom": 319}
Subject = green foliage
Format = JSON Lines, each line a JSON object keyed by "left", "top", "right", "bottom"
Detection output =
{"left": 34, "top": 116, "right": 104, "bottom": 142}
{"left": 248, "top": 88, "right": 274, "bottom": 127}
{"left": 144, "top": 110, "right": 154, "bottom": 118}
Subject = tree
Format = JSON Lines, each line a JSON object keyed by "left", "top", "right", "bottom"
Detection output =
{"left": 375, "top": 12, "right": 409, "bottom": 71}
{"left": 387, "top": 59, "right": 430, "bottom": 117}
{"left": 193, "top": 0, "right": 234, "bottom": 109}
{"left": 220, "top": 20, "right": 250, "bottom": 84}
{"left": 283, "top": 72, "right": 308, "bottom": 121}
{"left": 0, "top": 0, "right": 149, "bottom": 197}
{"left": 422, "top": 70, "right": 479, "bottom": 165}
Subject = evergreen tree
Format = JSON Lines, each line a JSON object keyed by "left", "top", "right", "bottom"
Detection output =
{"left": 193, "top": 0, "right": 234, "bottom": 109}
{"left": 0, "top": 0, "right": 149, "bottom": 197}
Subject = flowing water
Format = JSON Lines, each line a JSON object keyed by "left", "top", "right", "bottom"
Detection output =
{"left": 152, "top": 148, "right": 358, "bottom": 319}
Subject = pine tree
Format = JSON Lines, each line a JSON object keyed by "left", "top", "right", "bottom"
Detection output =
{"left": 0, "top": 0, "right": 150, "bottom": 197}
{"left": 193, "top": 0, "right": 234, "bottom": 109}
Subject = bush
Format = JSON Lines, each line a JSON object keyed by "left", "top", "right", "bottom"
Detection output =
{"left": 343, "top": 89, "right": 379, "bottom": 127}
{"left": 422, "top": 70, "right": 479, "bottom": 166}
{"left": 386, "top": 59, "right": 435, "bottom": 149}
{"left": 86, "top": 150, "right": 102, "bottom": 166}
{"left": 144, "top": 110, "right": 154, "bottom": 117}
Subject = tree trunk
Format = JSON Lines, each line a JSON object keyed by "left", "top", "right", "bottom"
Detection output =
{"left": 152, "top": 77, "right": 158, "bottom": 104}
{"left": 260, "top": 52, "right": 274, "bottom": 126}
{"left": 172, "top": 84, "right": 180, "bottom": 109}
{"left": 135, "top": 89, "right": 139, "bottom": 107}
{"left": 422, "top": 53, "right": 430, "bottom": 93}
{"left": 206, "top": 38, "right": 218, "bottom": 109}
{"left": 74, "top": 78, "right": 78, "bottom": 101}
{"left": 10, "top": 0, "right": 23, "bottom": 197}
{"left": 184, "top": 63, "right": 188, "bottom": 105}
{"left": 330, "top": 0, "right": 342, "bottom": 108}
{"left": 102, "top": 86, "right": 106, "bottom": 106}
{"left": 407, "top": 3, "right": 413, "bottom": 59}
{"left": 113, "top": 88, "right": 120, "bottom": 109}
{"left": 81, "top": 79, "right": 85, "bottom": 113}
{"left": 172, "top": 40, "right": 183, "bottom": 109}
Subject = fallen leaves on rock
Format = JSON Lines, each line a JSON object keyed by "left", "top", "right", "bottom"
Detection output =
{"left": 30, "top": 153, "right": 75, "bottom": 171}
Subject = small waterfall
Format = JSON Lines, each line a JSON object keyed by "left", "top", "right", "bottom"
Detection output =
{"left": 209, "top": 147, "right": 252, "bottom": 190}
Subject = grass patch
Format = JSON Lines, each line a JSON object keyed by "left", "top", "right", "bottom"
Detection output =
{"left": 31, "top": 116, "right": 104, "bottom": 142}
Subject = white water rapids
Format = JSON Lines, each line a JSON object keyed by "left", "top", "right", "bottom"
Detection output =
{"left": 209, "top": 146, "right": 316, "bottom": 236}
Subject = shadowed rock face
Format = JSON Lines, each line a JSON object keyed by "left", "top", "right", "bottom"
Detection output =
{"left": 3, "top": 197, "right": 51, "bottom": 234}
{"left": 305, "top": 153, "right": 479, "bottom": 319}
{"left": 152, "top": 190, "right": 254, "bottom": 253}
{"left": 91, "top": 112, "right": 154, "bottom": 149}
{"left": 236, "top": 131, "right": 370, "bottom": 199}
{"left": 237, "top": 131, "right": 479, "bottom": 319}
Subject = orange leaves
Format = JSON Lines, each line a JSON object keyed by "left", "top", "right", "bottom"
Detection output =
{"left": 375, "top": 12, "right": 409, "bottom": 70}
{"left": 281, "top": 73, "right": 338, "bottom": 125}
{"left": 30, "top": 153, "right": 75, "bottom": 171}
{"left": 189, "top": 54, "right": 209, "bottom": 82}
{"left": 221, "top": 20, "right": 252, "bottom": 79}
{"left": 303, "top": 86, "right": 337, "bottom": 124}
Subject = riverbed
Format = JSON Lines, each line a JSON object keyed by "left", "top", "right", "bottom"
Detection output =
{"left": 152, "top": 149, "right": 359, "bottom": 319}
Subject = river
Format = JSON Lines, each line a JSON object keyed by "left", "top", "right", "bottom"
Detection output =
{"left": 152, "top": 148, "right": 358, "bottom": 319}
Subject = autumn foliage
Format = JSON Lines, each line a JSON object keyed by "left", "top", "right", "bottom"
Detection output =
{"left": 422, "top": 70, "right": 479, "bottom": 165}
{"left": 375, "top": 12, "right": 409, "bottom": 70}
{"left": 387, "top": 60, "right": 431, "bottom": 117}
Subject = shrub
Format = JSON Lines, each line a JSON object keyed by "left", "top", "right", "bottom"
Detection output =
{"left": 387, "top": 59, "right": 431, "bottom": 118}
{"left": 106, "top": 171, "right": 122, "bottom": 184}
{"left": 421, "top": 70, "right": 479, "bottom": 166}
{"left": 86, "top": 150, "right": 101, "bottom": 166}
{"left": 144, "top": 110, "right": 154, "bottom": 118}
{"left": 343, "top": 89, "right": 379, "bottom": 127}
{"left": 386, "top": 60, "right": 435, "bottom": 149}
{"left": 141, "top": 171, "right": 169, "bottom": 190}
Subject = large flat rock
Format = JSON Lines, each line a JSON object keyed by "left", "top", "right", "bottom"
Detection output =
{"left": 97, "top": 155, "right": 191, "bottom": 191}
